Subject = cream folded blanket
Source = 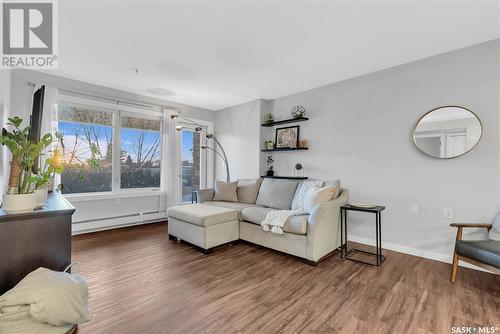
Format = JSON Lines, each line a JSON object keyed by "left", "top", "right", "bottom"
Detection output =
{"left": 0, "top": 267, "right": 91, "bottom": 327}
{"left": 261, "top": 210, "right": 302, "bottom": 235}
{"left": 0, "top": 305, "right": 75, "bottom": 334}
{"left": 261, "top": 181, "right": 324, "bottom": 234}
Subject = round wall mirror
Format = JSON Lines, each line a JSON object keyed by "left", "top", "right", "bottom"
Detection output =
{"left": 413, "top": 106, "right": 482, "bottom": 159}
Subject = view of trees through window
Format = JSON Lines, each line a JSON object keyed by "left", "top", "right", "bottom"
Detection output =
{"left": 57, "top": 104, "right": 161, "bottom": 194}
{"left": 120, "top": 115, "right": 161, "bottom": 189}
{"left": 58, "top": 105, "right": 113, "bottom": 193}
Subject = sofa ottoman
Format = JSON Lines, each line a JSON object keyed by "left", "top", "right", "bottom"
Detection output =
{"left": 167, "top": 204, "right": 239, "bottom": 253}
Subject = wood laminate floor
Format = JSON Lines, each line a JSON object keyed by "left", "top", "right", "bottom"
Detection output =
{"left": 72, "top": 222, "right": 499, "bottom": 334}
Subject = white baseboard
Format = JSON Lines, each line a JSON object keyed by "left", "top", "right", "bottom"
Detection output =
{"left": 72, "top": 212, "right": 167, "bottom": 235}
{"left": 349, "top": 235, "right": 492, "bottom": 273}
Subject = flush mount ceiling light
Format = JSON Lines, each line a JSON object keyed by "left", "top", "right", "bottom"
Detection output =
{"left": 146, "top": 88, "right": 176, "bottom": 96}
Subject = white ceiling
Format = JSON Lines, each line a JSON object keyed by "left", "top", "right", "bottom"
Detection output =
{"left": 48, "top": 1, "right": 500, "bottom": 111}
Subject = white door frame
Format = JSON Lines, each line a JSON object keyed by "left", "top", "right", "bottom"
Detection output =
{"left": 178, "top": 119, "right": 214, "bottom": 202}
{"left": 415, "top": 131, "right": 445, "bottom": 158}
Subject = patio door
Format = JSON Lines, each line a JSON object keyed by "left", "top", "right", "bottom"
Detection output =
{"left": 180, "top": 125, "right": 207, "bottom": 203}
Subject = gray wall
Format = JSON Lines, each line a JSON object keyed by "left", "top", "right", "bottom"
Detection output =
{"left": 215, "top": 99, "right": 266, "bottom": 181}
{"left": 216, "top": 39, "right": 500, "bottom": 262}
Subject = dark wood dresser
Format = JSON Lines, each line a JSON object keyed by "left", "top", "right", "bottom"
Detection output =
{"left": 0, "top": 191, "right": 75, "bottom": 294}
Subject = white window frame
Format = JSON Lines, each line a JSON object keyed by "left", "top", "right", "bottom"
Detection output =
{"left": 56, "top": 95, "right": 164, "bottom": 198}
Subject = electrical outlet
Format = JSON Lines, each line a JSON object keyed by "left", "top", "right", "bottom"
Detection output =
{"left": 114, "top": 198, "right": 120, "bottom": 206}
{"left": 444, "top": 208, "right": 454, "bottom": 219}
{"left": 410, "top": 204, "right": 419, "bottom": 214}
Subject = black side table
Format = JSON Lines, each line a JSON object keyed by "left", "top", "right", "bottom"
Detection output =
{"left": 191, "top": 191, "right": 198, "bottom": 203}
{"left": 340, "top": 204, "right": 386, "bottom": 266}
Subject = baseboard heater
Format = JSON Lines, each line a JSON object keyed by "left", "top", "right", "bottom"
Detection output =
{"left": 72, "top": 211, "right": 167, "bottom": 235}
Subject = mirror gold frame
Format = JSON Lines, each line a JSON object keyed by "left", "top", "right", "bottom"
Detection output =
{"left": 412, "top": 105, "right": 482, "bottom": 159}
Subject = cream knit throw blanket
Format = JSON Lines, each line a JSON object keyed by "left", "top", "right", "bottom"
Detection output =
{"left": 261, "top": 210, "right": 302, "bottom": 234}
{"left": 261, "top": 181, "right": 323, "bottom": 234}
{"left": 0, "top": 267, "right": 90, "bottom": 327}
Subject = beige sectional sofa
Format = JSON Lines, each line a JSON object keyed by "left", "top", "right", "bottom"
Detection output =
{"left": 167, "top": 178, "right": 348, "bottom": 265}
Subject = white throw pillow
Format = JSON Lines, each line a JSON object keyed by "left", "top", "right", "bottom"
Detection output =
{"left": 304, "top": 186, "right": 337, "bottom": 214}
{"left": 213, "top": 181, "right": 238, "bottom": 202}
{"left": 488, "top": 213, "right": 500, "bottom": 241}
{"left": 291, "top": 181, "right": 323, "bottom": 212}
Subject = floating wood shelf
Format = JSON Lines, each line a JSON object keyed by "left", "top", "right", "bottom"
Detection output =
{"left": 261, "top": 176, "right": 308, "bottom": 180}
{"left": 261, "top": 117, "right": 309, "bottom": 127}
{"left": 261, "top": 147, "right": 308, "bottom": 152}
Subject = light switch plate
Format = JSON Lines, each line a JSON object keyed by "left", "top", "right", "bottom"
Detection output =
{"left": 444, "top": 208, "right": 454, "bottom": 219}
{"left": 410, "top": 204, "right": 419, "bottom": 214}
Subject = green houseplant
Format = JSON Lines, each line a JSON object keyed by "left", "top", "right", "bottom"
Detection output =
{"left": 265, "top": 140, "right": 274, "bottom": 150}
{"left": 266, "top": 155, "right": 274, "bottom": 176}
{"left": 264, "top": 113, "right": 274, "bottom": 125}
{"left": 0, "top": 117, "right": 54, "bottom": 213}
{"left": 31, "top": 145, "right": 64, "bottom": 208}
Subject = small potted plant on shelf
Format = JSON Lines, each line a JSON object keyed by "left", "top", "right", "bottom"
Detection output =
{"left": 290, "top": 106, "right": 306, "bottom": 119}
{"left": 0, "top": 117, "right": 55, "bottom": 213}
{"left": 266, "top": 155, "right": 274, "bottom": 176}
{"left": 265, "top": 140, "right": 274, "bottom": 150}
{"left": 264, "top": 113, "right": 274, "bottom": 125}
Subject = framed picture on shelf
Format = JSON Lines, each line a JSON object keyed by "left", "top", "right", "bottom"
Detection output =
{"left": 275, "top": 125, "right": 299, "bottom": 148}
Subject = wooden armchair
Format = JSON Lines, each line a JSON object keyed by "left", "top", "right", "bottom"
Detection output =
{"left": 450, "top": 223, "right": 500, "bottom": 282}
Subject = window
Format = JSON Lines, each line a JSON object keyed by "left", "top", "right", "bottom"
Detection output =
{"left": 57, "top": 100, "right": 163, "bottom": 195}
{"left": 120, "top": 115, "right": 161, "bottom": 189}
{"left": 181, "top": 128, "right": 201, "bottom": 202}
{"left": 58, "top": 105, "right": 113, "bottom": 194}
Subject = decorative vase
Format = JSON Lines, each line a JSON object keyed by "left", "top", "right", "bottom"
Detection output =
{"left": 3, "top": 193, "right": 36, "bottom": 214}
{"left": 47, "top": 177, "right": 55, "bottom": 192}
{"left": 266, "top": 142, "right": 274, "bottom": 150}
{"left": 34, "top": 188, "right": 49, "bottom": 209}
{"left": 266, "top": 170, "right": 274, "bottom": 176}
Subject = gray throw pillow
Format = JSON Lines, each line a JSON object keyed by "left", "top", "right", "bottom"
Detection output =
{"left": 213, "top": 181, "right": 238, "bottom": 202}
{"left": 256, "top": 179, "right": 298, "bottom": 210}
{"left": 237, "top": 178, "right": 261, "bottom": 204}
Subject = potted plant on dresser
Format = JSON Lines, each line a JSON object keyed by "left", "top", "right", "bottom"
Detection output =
{"left": 0, "top": 117, "right": 57, "bottom": 213}
{"left": 31, "top": 146, "right": 64, "bottom": 208}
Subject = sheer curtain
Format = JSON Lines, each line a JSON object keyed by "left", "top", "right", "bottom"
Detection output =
{"left": 160, "top": 108, "right": 181, "bottom": 211}
{"left": 40, "top": 86, "right": 59, "bottom": 181}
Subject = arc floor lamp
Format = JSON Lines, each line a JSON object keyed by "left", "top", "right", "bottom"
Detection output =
{"left": 170, "top": 114, "right": 230, "bottom": 182}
